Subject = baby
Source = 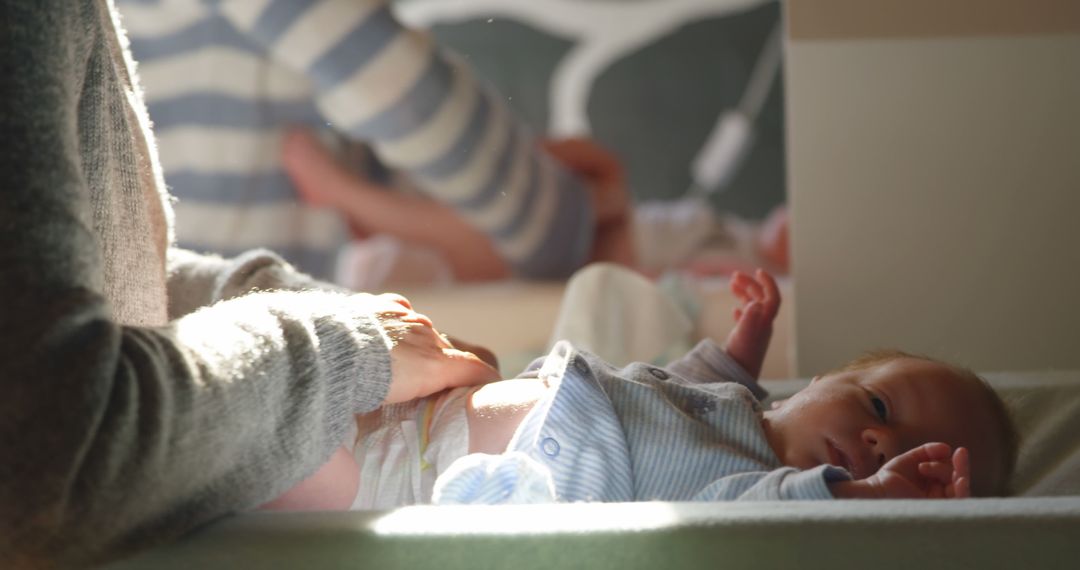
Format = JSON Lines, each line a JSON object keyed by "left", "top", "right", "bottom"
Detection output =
{"left": 262, "top": 270, "right": 1017, "bottom": 510}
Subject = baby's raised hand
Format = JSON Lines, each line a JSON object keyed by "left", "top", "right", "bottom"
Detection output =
{"left": 867, "top": 443, "right": 971, "bottom": 499}
{"left": 724, "top": 269, "right": 781, "bottom": 379}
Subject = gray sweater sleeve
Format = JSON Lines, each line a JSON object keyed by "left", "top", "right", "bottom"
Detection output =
{"left": 166, "top": 247, "right": 348, "bottom": 319}
{"left": 0, "top": 3, "right": 390, "bottom": 566}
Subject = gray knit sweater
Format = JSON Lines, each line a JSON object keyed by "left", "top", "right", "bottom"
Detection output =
{"left": 0, "top": 1, "right": 394, "bottom": 566}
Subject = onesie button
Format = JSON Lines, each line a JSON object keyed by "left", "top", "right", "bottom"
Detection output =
{"left": 573, "top": 358, "right": 588, "bottom": 374}
{"left": 541, "top": 437, "right": 561, "bottom": 457}
{"left": 649, "top": 367, "right": 669, "bottom": 380}
{"left": 689, "top": 395, "right": 716, "bottom": 416}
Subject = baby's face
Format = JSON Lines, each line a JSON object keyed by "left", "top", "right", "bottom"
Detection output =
{"left": 762, "top": 358, "right": 998, "bottom": 481}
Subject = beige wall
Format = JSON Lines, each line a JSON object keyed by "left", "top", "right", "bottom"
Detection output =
{"left": 785, "top": 1, "right": 1080, "bottom": 375}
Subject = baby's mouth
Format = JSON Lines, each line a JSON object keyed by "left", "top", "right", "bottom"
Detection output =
{"left": 826, "top": 439, "right": 856, "bottom": 476}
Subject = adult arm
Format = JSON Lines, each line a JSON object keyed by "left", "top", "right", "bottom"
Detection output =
{"left": 0, "top": 4, "right": 393, "bottom": 565}
{"left": 216, "top": 0, "right": 596, "bottom": 278}
{"left": 165, "top": 247, "right": 344, "bottom": 319}
{"left": 166, "top": 248, "right": 502, "bottom": 375}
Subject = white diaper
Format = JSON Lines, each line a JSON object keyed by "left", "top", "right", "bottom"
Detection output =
{"left": 349, "top": 387, "right": 471, "bottom": 510}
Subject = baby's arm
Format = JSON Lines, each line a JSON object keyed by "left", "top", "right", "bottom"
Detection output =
{"left": 724, "top": 269, "right": 781, "bottom": 379}
{"left": 829, "top": 443, "right": 971, "bottom": 499}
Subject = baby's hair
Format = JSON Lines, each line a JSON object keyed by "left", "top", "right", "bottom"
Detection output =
{"left": 833, "top": 349, "right": 1019, "bottom": 497}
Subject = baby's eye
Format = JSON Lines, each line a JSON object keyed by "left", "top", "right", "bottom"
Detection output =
{"left": 871, "top": 396, "right": 888, "bottom": 422}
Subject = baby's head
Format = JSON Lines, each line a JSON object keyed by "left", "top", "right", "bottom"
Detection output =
{"left": 762, "top": 350, "right": 1017, "bottom": 496}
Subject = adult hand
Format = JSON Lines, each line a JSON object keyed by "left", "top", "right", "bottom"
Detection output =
{"left": 443, "top": 335, "right": 499, "bottom": 371}
{"left": 368, "top": 293, "right": 501, "bottom": 404}
{"left": 543, "top": 138, "right": 636, "bottom": 268}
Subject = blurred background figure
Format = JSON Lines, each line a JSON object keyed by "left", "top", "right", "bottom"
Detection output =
{"left": 121, "top": 0, "right": 786, "bottom": 290}
{"left": 119, "top": 0, "right": 633, "bottom": 286}
{"left": 390, "top": 0, "right": 789, "bottom": 278}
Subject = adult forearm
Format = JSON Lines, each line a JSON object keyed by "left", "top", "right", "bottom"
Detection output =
{"left": 1, "top": 289, "right": 393, "bottom": 565}
{"left": 0, "top": 3, "right": 393, "bottom": 563}
{"left": 166, "top": 247, "right": 347, "bottom": 319}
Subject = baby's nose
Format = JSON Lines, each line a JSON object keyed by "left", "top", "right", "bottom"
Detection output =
{"left": 861, "top": 428, "right": 896, "bottom": 469}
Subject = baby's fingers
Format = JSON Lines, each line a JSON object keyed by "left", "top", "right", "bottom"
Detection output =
{"left": 731, "top": 271, "right": 764, "bottom": 303}
{"left": 918, "top": 461, "right": 955, "bottom": 483}
{"left": 733, "top": 301, "right": 764, "bottom": 324}
{"left": 755, "top": 269, "right": 782, "bottom": 317}
{"left": 951, "top": 447, "right": 972, "bottom": 498}
{"left": 903, "top": 442, "right": 953, "bottom": 464}
{"left": 950, "top": 477, "right": 971, "bottom": 499}
{"left": 730, "top": 271, "right": 749, "bottom": 303}
{"left": 952, "top": 447, "right": 970, "bottom": 479}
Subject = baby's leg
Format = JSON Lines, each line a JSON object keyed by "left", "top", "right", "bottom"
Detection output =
{"left": 259, "top": 445, "right": 360, "bottom": 511}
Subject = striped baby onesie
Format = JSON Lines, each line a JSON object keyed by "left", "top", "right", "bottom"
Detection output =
{"left": 436, "top": 340, "right": 850, "bottom": 503}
